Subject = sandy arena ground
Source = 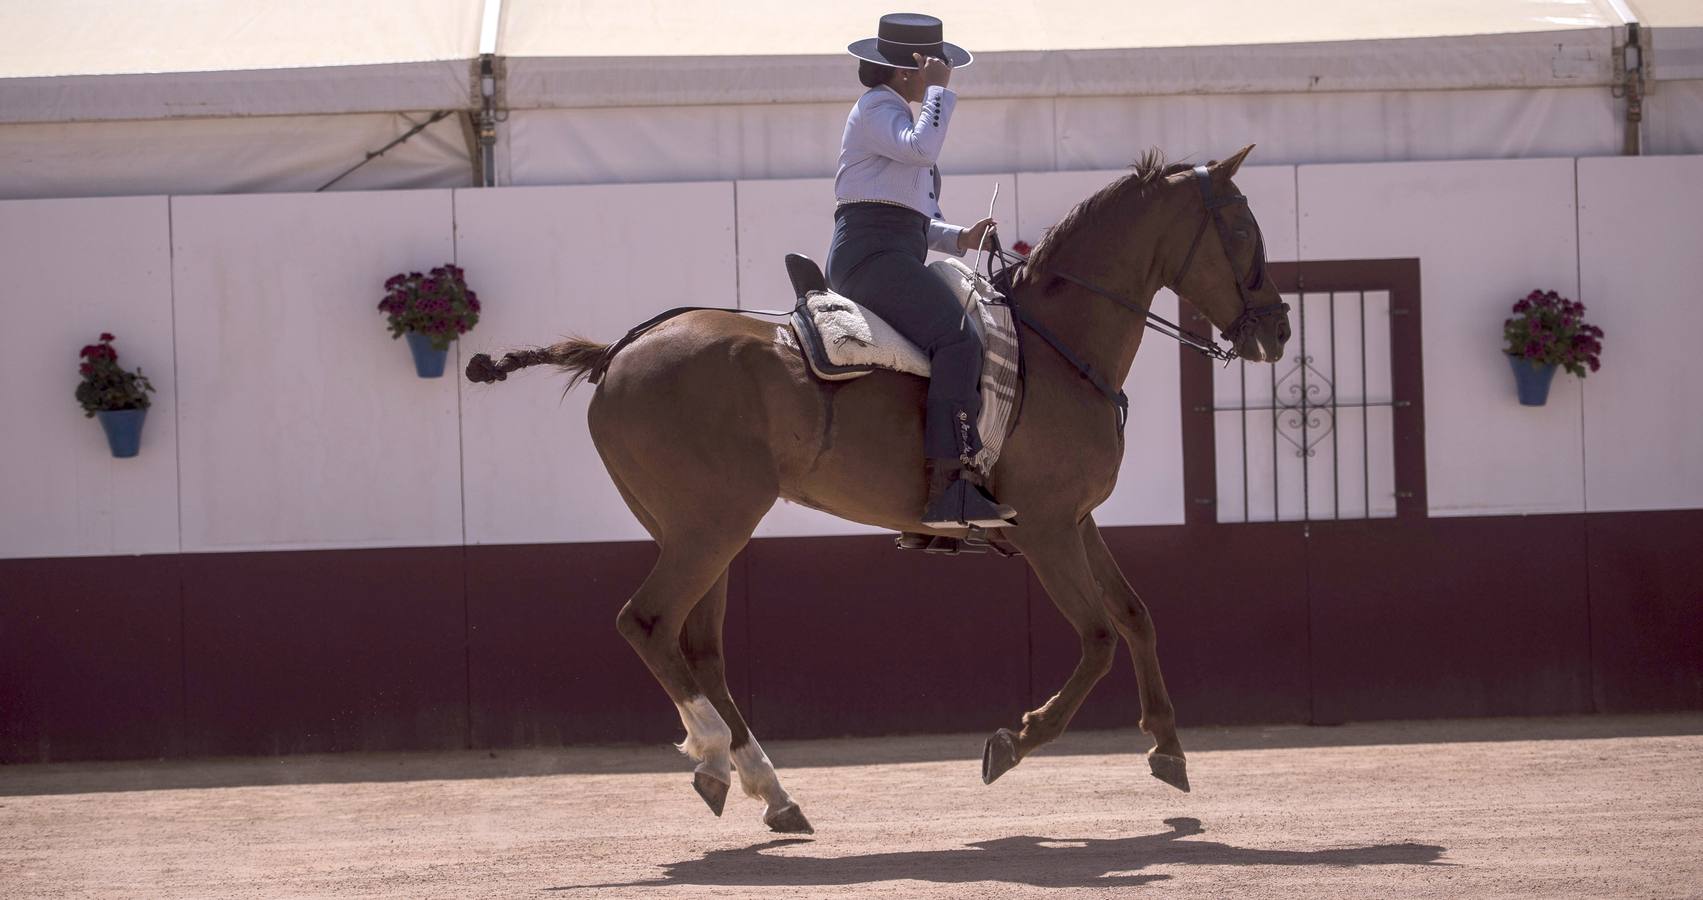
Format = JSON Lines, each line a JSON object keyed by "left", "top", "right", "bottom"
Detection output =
{"left": 3, "top": 714, "right": 1701, "bottom": 899}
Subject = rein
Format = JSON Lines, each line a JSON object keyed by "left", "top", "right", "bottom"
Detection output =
{"left": 983, "top": 164, "right": 1289, "bottom": 435}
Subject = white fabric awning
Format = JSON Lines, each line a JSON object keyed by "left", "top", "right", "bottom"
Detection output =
{"left": 0, "top": 0, "right": 480, "bottom": 122}
{"left": 0, "top": 0, "right": 1661, "bottom": 123}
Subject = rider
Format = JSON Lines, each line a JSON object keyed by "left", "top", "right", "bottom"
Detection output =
{"left": 826, "top": 13, "right": 1016, "bottom": 530}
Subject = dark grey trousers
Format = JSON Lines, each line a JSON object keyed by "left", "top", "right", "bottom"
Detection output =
{"left": 825, "top": 202, "right": 984, "bottom": 461}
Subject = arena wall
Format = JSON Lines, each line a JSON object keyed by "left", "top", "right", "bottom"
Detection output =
{"left": 2, "top": 156, "right": 1700, "bottom": 763}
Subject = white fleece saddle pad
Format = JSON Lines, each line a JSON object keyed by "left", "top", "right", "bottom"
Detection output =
{"left": 790, "top": 258, "right": 1020, "bottom": 475}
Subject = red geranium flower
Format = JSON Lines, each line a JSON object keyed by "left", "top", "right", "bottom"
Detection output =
{"left": 1504, "top": 289, "right": 1603, "bottom": 379}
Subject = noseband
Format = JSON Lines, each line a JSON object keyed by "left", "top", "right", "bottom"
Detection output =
{"left": 1170, "top": 165, "right": 1290, "bottom": 349}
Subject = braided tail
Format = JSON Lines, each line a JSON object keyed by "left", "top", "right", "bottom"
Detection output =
{"left": 464, "top": 337, "right": 612, "bottom": 390}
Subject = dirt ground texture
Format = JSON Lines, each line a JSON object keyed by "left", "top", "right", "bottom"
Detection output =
{"left": 3, "top": 714, "right": 1701, "bottom": 899}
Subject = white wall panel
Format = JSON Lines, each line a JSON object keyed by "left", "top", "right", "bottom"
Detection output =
{"left": 456, "top": 182, "right": 737, "bottom": 544}
{"left": 735, "top": 177, "right": 835, "bottom": 315}
{"left": 1299, "top": 158, "right": 1582, "bottom": 516}
{"left": 0, "top": 197, "right": 179, "bottom": 558}
{"left": 172, "top": 190, "right": 460, "bottom": 551}
{"left": 1577, "top": 155, "right": 1703, "bottom": 512}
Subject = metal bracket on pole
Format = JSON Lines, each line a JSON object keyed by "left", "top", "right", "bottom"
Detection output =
{"left": 1611, "top": 22, "right": 1652, "bottom": 156}
{"left": 471, "top": 54, "right": 505, "bottom": 187}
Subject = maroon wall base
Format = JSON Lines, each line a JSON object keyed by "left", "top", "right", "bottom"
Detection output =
{"left": 0, "top": 555, "right": 184, "bottom": 762}
{"left": 1586, "top": 509, "right": 1703, "bottom": 712}
{"left": 3, "top": 508, "right": 1700, "bottom": 764}
{"left": 180, "top": 549, "right": 469, "bottom": 757}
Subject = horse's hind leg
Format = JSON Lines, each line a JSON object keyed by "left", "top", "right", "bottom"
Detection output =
{"left": 606, "top": 518, "right": 752, "bottom": 811}
{"left": 679, "top": 569, "right": 811, "bottom": 833}
{"left": 981, "top": 521, "right": 1118, "bottom": 784}
{"left": 604, "top": 458, "right": 802, "bottom": 827}
{"left": 1080, "top": 515, "right": 1188, "bottom": 791}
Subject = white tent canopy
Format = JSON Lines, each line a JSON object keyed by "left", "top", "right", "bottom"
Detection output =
{"left": 1, "top": 0, "right": 1697, "bottom": 199}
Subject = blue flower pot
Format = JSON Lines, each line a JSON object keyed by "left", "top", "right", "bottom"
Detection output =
{"left": 1507, "top": 355, "right": 1558, "bottom": 407}
{"left": 405, "top": 331, "right": 450, "bottom": 378}
{"left": 96, "top": 408, "right": 146, "bottom": 458}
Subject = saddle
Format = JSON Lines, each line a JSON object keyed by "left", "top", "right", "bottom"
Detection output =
{"left": 785, "top": 256, "right": 1022, "bottom": 481}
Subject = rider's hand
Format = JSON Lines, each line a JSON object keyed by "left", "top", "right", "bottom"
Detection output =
{"left": 914, "top": 53, "right": 952, "bottom": 89}
{"left": 957, "top": 217, "right": 996, "bottom": 252}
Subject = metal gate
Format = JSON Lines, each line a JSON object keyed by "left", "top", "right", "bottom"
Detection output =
{"left": 1181, "top": 259, "right": 1428, "bottom": 524}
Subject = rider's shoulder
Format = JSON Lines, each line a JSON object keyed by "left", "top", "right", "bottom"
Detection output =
{"left": 857, "top": 85, "right": 907, "bottom": 109}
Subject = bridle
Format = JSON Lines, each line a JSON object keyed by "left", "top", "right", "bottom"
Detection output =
{"left": 984, "top": 163, "right": 1290, "bottom": 434}
{"left": 1170, "top": 165, "right": 1290, "bottom": 350}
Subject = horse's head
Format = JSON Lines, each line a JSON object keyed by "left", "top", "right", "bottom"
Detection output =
{"left": 1168, "top": 146, "right": 1291, "bottom": 363}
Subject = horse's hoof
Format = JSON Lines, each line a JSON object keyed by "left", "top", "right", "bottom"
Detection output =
{"left": 982, "top": 728, "right": 1021, "bottom": 784}
{"left": 693, "top": 771, "right": 729, "bottom": 817}
{"left": 1148, "top": 752, "right": 1190, "bottom": 793}
{"left": 764, "top": 802, "right": 814, "bottom": 835}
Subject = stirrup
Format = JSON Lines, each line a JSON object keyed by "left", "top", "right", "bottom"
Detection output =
{"left": 894, "top": 529, "right": 1019, "bottom": 558}
{"left": 921, "top": 478, "right": 1017, "bottom": 530}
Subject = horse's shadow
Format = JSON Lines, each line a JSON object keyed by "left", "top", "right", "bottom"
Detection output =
{"left": 553, "top": 817, "right": 1447, "bottom": 891}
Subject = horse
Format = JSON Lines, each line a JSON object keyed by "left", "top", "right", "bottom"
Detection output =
{"left": 465, "top": 145, "right": 1291, "bottom": 834}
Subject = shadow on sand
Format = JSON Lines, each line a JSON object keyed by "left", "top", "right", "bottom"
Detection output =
{"left": 553, "top": 817, "right": 1448, "bottom": 892}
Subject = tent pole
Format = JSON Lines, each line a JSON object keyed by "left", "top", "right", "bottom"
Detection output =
{"left": 475, "top": 0, "right": 504, "bottom": 187}
{"left": 1611, "top": 19, "right": 1647, "bottom": 156}
{"left": 477, "top": 54, "right": 499, "bottom": 186}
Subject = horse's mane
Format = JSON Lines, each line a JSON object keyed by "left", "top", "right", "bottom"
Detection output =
{"left": 1022, "top": 149, "right": 1193, "bottom": 276}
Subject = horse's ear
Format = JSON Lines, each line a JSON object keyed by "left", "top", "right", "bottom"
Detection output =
{"left": 1213, "top": 144, "right": 1256, "bottom": 180}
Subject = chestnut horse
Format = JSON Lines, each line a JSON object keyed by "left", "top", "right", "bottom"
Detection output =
{"left": 466, "top": 146, "right": 1290, "bottom": 834}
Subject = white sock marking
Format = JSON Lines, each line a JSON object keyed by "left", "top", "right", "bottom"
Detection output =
{"left": 674, "top": 696, "right": 732, "bottom": 783}
{"left": 732, "top": 735, "right": 794, "bottom": 813}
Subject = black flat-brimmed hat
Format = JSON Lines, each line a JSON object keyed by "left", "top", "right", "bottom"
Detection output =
{"left": 847, "top": 13, "right": 973, "bottom": 69}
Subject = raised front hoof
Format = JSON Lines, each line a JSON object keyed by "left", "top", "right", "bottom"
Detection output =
{"left": 982, "top": 728, "right": 1021, "bottom": 785}
{"left": 693, "top": 771, "right": 730, "bottom": 817}
{"left": 1148, "top": 752, "right": 1191, "bottom": 793}
{"left": 764, "top": 802, "right": 814, "bottom": 835}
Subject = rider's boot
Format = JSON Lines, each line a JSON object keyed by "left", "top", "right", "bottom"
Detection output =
{"left": 920, "top": 458, "right": 1017, "bottom": 530}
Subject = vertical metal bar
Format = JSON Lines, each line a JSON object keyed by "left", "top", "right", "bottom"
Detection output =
{"left": 1329, "top": 291, "right": 1339, "bottom": 520}
{"left": 1271, "top": 358, "right": 1280, "bottom": 522}
{"left": 1360, "top": 290, "right": 1370, "bottom": 515}
{"left": 1239, "top": 359, "right": 1249, "bottom": 523}
{"left": 1298, "top": 293, "right": 1310, "bottom": 522}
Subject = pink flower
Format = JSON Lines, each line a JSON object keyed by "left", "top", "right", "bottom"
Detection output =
{"left": 99, "top": 332, "right": 114, "bottom": 342}
{"left": 1012, "top": 240, "right": 1032, "bottom": 256}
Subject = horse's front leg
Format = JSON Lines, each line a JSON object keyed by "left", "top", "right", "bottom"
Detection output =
{"left": 1080, "top": 515, "right": 1188, "bottom": 791}
{"left": 981, "top": 521, "right": 1118, "bottom": 784}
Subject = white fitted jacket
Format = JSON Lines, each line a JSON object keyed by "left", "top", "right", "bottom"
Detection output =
{"left": 833, "top": 83, "right": 967, "bottom": 256}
